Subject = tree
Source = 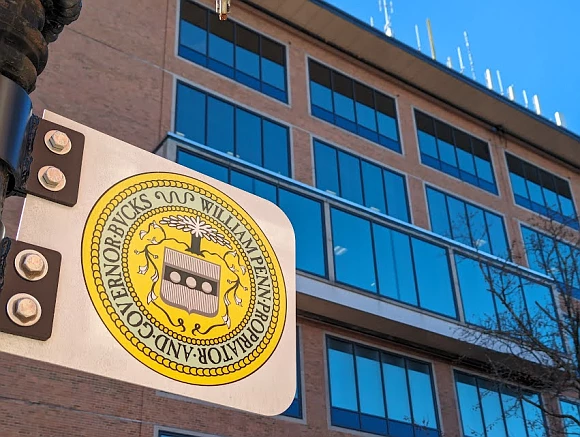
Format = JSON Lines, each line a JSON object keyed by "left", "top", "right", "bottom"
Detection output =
{"left": 454, "top": 212, "right": 580, "bottom": 437}
{"left": 159, "top": 215, "right": 231, "bottom": 255}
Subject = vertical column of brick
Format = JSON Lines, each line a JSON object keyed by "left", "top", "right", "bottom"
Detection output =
{"left": 432, "top": 362, "right": 461, "bottom": 437}
{"left": 292, "top": 127, "right": 313, "bottom": 185}
{"left": 397, "top": 97, "right": 430, "bottom": 229}
{"left": 301, "top": 322, "right": 329, "bottom": 431}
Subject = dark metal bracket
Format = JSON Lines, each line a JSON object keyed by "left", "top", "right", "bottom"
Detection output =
{"left": 23, "top": 119, "right": 85, "bottom": 207}
{"left": 0, "top": 238, "right": 62, "bottom": 341}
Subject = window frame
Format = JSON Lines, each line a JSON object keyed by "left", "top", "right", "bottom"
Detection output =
{"left": 425, "top": 184, "right": 510, "bottom": 258}
{"left": 453, "top": 369, "right": 549, "bottom": 437}
{"left": 307, "top": 56, "right": 403, "bottom": 154}
{"left": 506, "top": 151, "right": 579, "bottom": 230}
{"left": 177, "top": 0, "right": 290, "bottom": 104}
{"left": 173, "top": 79, "right": 293, "bottom": 177}
{"left": 312, "top": 137, "right": 411, "bottom": 223}
{"left": 325, "top": 334, "right": 442, "bottom": 437}
{"left": 413, "top": 107, "right": 499, "bottom": 195}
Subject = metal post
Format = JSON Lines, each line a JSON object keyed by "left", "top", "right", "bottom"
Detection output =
{"left": 0, "top": 0, "right": 82, "bottom": 230}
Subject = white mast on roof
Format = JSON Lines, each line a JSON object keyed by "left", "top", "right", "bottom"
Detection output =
{"left": 507, "top": 85, "right": 515, "bottom": 101}
{"left": 457, "top": 47, "right": 465, "bottom": 74}
{"left": 555, "top": 112, "right": 565, "bottom": 127}
{"left": 379, "top": 0, "right": 393, "bottom": 37}
{"left": 496, "top": 70, "right": 504, "bottom": 95}
{"left": 463, "top": 31, "right": 476, "bottom": 80}
{"left": 415, "top": 24, "right": 422, "bottom": 51}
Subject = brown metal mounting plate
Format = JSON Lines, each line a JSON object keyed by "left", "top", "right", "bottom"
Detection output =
{"left": 0, "top": 239, "right": 62, "bottom": 341}
{"left": 26, "top": 119, "right": 85, "bottom": 206}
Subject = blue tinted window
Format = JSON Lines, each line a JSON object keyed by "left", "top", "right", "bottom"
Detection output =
{"left": 313, "top": 139, "right": 410, "bottom": 223}
{"left": 262, "top": 121, "right": 289, "bottom": 176}
{"left": 426, "top": 186, "right": 509, "bottom": 258}
{"left": 279, "top": 189, "right": 326, "bottom": 277}
{"left": 177, "top": 150, "right": 228, "bottom": 182}
{"left": 175, "top": 83, "right": 206, "bottom": 144}
{"left": 412, "top": 238, "right": 456, "bottom": 317}
{"left": 235, "top": 108, "right": 262, "bottom": 166}
{"left": 281, "top": 327, "right": 302, "bottom": 419}
{"left": 560, "top": 400, "right": 580, "bottom": 437}
{"left": 415, "top": 110, "right": 497, "bottom": 194}
{"left": 175, "top": 82, "right": 290, "bottom": 175}
{"left": 309, "top": 59, "right": 400, "bottom": 152}
{"left": 207, "top": 97, "right": 234, "bottom": 154}
{"left": 331, "top": 209, "right": 376, "bottom": 293}
{"left": 328, "top": 337, "right": 440, "bottom": 436}
{"left": 338, "top": 152, "right": 363, "bottom": 204}
{"left": 507, "top": 153, "right": 578, "bottom": 229}
{"left": 521, "top": 225, "right": 580, "bottom": 297}
{"left": 178, "top": 0, "right": 287, "bottom": 102}
{"left": 455, "top": 372, "right": 547, "bottom": 437}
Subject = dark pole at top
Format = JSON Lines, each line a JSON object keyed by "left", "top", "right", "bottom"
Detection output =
{"left": 0, "top": 0, "right": 82, "bottom": 233}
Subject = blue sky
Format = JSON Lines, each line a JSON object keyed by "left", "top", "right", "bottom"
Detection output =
{"left": 327, "top": 0, "right": 580, "bottom": 135}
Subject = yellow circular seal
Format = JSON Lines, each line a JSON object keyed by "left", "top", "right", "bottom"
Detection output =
{"left": 81, "top": 173, "right": 286, "bottom": 385}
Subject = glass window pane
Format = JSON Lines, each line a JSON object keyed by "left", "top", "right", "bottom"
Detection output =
{"left": 332, "top": 209, "right": 377, "bottom": 293}
{"left": 309, "top": 61, "right": 333, "bottom": 112}
{"left": 314, "top": 141, "right": 339, "bottom": 195}
{"left": 418, "top": 131, "right": 439, "bottom": 158}
{"left": 485, "top": 212, "right": 509, "bottom": 258}
{"left": 427, "top": 188, "right": 452, "bottom": 239}
{"left": 521, "top": 226, "right": 546, "bottom": 273}
{"left": 490, "top": 269, "right": 526, "bottom": 332}
{"left": 437, "top": 139, "right": 458, "bottom": 167}
{"left": 559, "top": 195, "right": 576, "bottom": 220}
{"left": 407, "top": 361, "right": 437, "bottom": 429}
{"left": 375, "top": 92, "right": 396, "bottom": 118}
{"left": 560, "top": 400, "right": 580, "bottom": 437}
{"left": 177, "top": 151, "right": 228, "bottom": 182}
{"left": 206, "top": 97, "right": 234, "bottom": 154}
{"left": 522, "top": 280, "right": 560, "bottom": 349}
{"left": 500, "top": 388, "right": 527, "bottom": 437}
{"left": 235, "top": 27, "right": 260, "bottom": 78}
{"left": 412, "top": 238, "right": 455, "bottom": 317}
{"left": 456, "top": 373, "right": 485, "bottom": 437}
{"left": 457, "top": 148, "right": 476, "bottom": 175}
{"left": 355, "top": 346, "right": 385, "bottom": 417}
{"left": 333, "top": 72, "right": 356, "bottom": 122}
{"left": 377, "top": 112, "right": 399, "bottom": 141}
{"left": 230, "top": 172, "right": 277, "bottom": 203}
{"left": 478, "top": 380, "right": 507, "bottom": 437}
{"left": 373, "top": 224, "right": 417, "bottom": 306}
{"left": 175, "top": 83, "right": 206, "bottom": 144}
{"left": 467, "top": 204, "right": 491, "bottom": 253}
{"left": 262, "top": 58, "right": 285, "bottom": 91}
{"left": 447, "top": 197, "right": 471, "bottom": 246}
{"left": 235, "top": 108, "right": 262, "bottom": 166}
{"left": 327, "top": 338, "right": 358, "bottom": 411}
{"left": 262, "top": 120, "right": 289, "bottom": 176}
{"left": 510, "top": 172, "right": 529, "bottom": 200}
{"left": 455, "top": 255, "right": 497, "bottom": 327}
{"left": 338, "top": 152, "right": 363, "bottom": 205}
{"left": 208, "top": 15, "right": 234, "bottom": 66}
{"left": 361, "top": 161, "right": 386, "bottom": 213}
{"left": 475, "top": 156, "right": 494, "bottom": 183}
{"left": 382, "top": 354, "right": 412, "bottom": 423}
{"left": 383, "top": 171, "right": 409, "bottom": 222}
{"left": 522, "top": 394, "right": 546, "bottom": 437}
{"left": 180, "top": 21, "right": 208, "bottom": 55}
{"left": 279, "top": 190, "right": 326, "bottom": 277}
{"left": 354, "top": 83, "right": 377, "bottom": 132}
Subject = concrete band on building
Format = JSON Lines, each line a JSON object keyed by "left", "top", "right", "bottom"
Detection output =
{"left": 2, "top": 0, "right": 580, "bottom": 436}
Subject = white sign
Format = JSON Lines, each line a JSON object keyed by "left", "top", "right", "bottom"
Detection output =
{"left": 0, "top": 111, "right": 296, "bottom": 416}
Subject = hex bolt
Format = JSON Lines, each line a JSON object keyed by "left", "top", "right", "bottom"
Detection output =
{"left": 42, "top": 166, "right": 64, "bottom": 187}
{"left": 20, "top": 253, "right": 45, "bottom": 279}
{"left": 15, "top": 250, "right": 48, "bottom": 282}
{"left": 48, "top": 131, "right": 70, "bottom": 152}
{"left": 7, "top": 294, "right": 42, "bottom": 327}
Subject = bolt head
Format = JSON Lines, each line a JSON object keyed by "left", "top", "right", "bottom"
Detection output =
{"left": 42, "top": 166, "right": 64, "bottom": 187}
{"left": 48, "top": 131, "right": 70, "bottom": 151}
{"left": 20, "top": 253, "right": 45, "bottom": 278}
{"left": 14, "top": 298, "right": 38, "bottom": 321}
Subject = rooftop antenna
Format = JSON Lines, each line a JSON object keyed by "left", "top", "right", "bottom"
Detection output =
{"left": 426, "top": 19, "right": 436, "bottom": 60}
{"left": 370, "top": 16, "right": 374, "bottom": 27}
{"left": 379, "top": 0, "right": 393, "bottom": 37}
{"left": 457, "top": 47, "right": 465, "bottom": 74}
{"left": 533, "top": 94, "right": 541, "bottom": 115}
{"left": 507, "top": 85, "right": 515, "bottom": 101}
{"left": 484, "top": 69, "right": 493, "bottom": 90}
{"left": 415, "top": 24, "right": 422, "bottom": 51}
{"left": 555, "top": 112, "right": 565, "bottom": 127}
{"left": 463, "top": 31, "right": 476, "bottom": 80}
{"left": 446, "top": 56, "right": 453, "bottom": 69}
{"left": 496, "top": 70, "right": 504, "bottom": 95}
{"left": 522, "top": 90, "right": 529, "bottom": 108}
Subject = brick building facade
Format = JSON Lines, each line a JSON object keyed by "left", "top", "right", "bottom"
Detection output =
{"left": 1, "top": 0, "right": 579, "bottom": 436}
